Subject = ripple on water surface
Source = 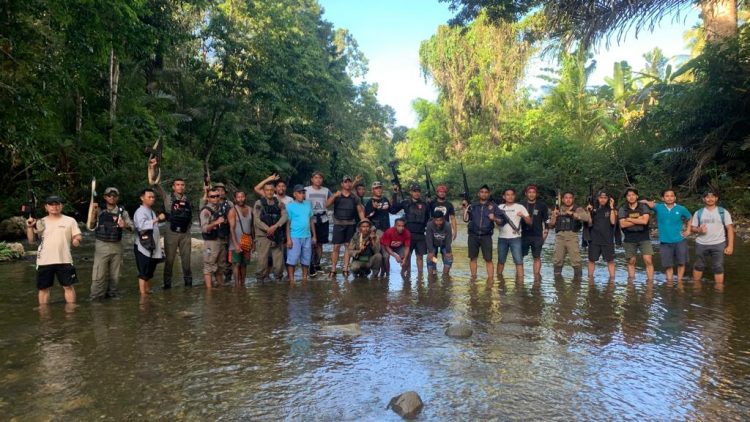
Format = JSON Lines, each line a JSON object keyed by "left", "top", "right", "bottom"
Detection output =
{"left": 1, "top": 235, "right": 750, "bottom": 420}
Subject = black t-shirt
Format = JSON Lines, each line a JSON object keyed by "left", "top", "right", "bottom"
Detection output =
{"left": 520, "top": 200, "right": 549, "bottom": 238}
{"left": 364, "top": 196, "right": 392, "bottom": 232}
{"left": 428, "top": 198, "right": 455, "bottom": 220}
{"left": 590, "top": 207, "right": 616, "bottom": 245}
{"left": 618, "top": 203, "right": 651, "bottom": 243}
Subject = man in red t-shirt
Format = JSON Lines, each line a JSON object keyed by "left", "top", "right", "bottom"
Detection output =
{"left": 380, "top": 218, "right": 411, "bottom": 275}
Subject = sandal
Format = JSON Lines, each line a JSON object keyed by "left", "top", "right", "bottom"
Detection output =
{"left": 342, "top": 269, "right": 350, "bottom": 277}
{"left": 328, "top": 270, "right": 336, "bottom": 278}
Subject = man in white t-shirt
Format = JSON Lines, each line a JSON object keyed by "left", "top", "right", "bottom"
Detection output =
{"left": 691, "top": 190, "right": 734, "bottom": 285}
{"left": 496, "top": 188, "right": 531, "bottom": 279}
{"left": 305, "top": 171, "right": 332, "bottom": 276}
{"left": 26, "top": 195, "right": 82, "bottom": 305}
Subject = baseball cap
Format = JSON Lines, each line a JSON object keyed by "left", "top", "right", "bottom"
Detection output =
{"left": 358, "top": 218, "right": 372, "bottom": 227}
{"left": 45, "top": 195, "right": 65, "bottom": 204}
{"left": 342, "top": 175, "right": 353, "bottom": 182}
{"left": 293, "top": 184, "right": 305, "bottom": 193}
{"left": 104, "top": 187, "right": 120, "bottom": 195}
{"left": 213, "top": 182, "right": 226, "bottom": 189}
{"left": 371, "top": 181, "right": 383, "bottom": 188}
{"left": 410, "top": 183, "right": 421, "bottom": 191}
{"left": 311, "top": 170, "right": 324, "bottom": 178}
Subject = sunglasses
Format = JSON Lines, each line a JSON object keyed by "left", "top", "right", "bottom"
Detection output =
{"left": 208, "top": 195, "right": 220, "bottom": 198}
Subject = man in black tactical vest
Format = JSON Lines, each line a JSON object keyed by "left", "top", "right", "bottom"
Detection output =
{"left": 253, "top": 182, "right": 289, "bottom": 281}
{"left": 549, "top": 192, "right": 591, "bottom": 275}
{"left": 200, "top": 188, "right": 231, "bottom": 288}
{"left": 155, "top": 177, "right": 194, "bottom": 288}
{"left": 391, "top": 183, "right": 430, "bottom": 275}
{"left": 87, "top": 187, "right": 134, "bottom": 300}
{"left": 326, "top": 175, "right": 365, "bottom": 277}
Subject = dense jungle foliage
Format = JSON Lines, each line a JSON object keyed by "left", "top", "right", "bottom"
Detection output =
{"left": 397, "top": 0, "right": 750, "bottom": 211}
{"left": 1, "top": 0, "right": 398, "bottom": 218}
{"left": 1, "top": 0, "right": 749, "bottom": 220}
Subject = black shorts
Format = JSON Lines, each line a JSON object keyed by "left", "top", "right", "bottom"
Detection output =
{"left": 134, "top": 246, "right": 159, "bottom": 281}
{"left": 37, "top": 264, "right": 78, "bottom": 289}
{"left": 409, "top": 233, "right": 427, "bottom": 255}
{"left": 468, "top": 234, "right": 493, "bottom": 262}
{"left": 314, "top": 220, "right": 330, "bottom": 244}
{"left": 332, "top": 224, "right": 356, "bottom": 245}
{"left": 588, "top": 243, "right": 615, "bottom": 262}
{"left": 315, "top": 221, "right": 331, "bottom": 245}
{"left": 522, "top": 236, "right": 544, "bottom": 258}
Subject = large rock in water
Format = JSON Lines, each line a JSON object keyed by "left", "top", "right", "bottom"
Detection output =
{"left": 445, "top": 322, "right": 473, "bottom": 339}
{"left": 0, "top": 217, "right": 26, "bottom": 240}
{"left": 387, "top": 391, "right": 423, "bottom": 419}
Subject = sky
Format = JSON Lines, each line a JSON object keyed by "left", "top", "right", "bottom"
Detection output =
{"left": 318, "top": 0, "right": 701, "bottom": 127}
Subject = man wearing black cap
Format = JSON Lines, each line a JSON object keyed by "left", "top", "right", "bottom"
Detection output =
{"left": 365, "top": 181, "right": 391, "bottom": 276}
{"left": 286, "top": 184, "right": 316, "bottom": 283}
{"left": 27, "top": 196, "right": 82, "bottom": 305}
{"left": 326, "top": 175, "right": 365, "bottom": 277}
{"left": 87, "top": 187, "right": 134, "bottom": 300}
{"left": 391, "top": 183, "right": 430, "bottom": 275}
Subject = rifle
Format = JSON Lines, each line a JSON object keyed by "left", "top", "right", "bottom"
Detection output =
{"left": 582, "top": 183, "right": 594, "bottom": 248}
{"left": 146, "top": 138, "right": 163, "bottom": 185}
{"left": 498, "top": 207, "right": 520, "bottom": 234}
{"left": 388, "top": 160, "right": 402, "bottom": 200}
{"left": 460, "top": 163, "right": 470, "bottom": 206}
{"left": 555, "top": 189, "right": 561, "bottom": 211}
{"left": 20, "top": 169, "right": 37, "bottom": 219}
{"left": 424, "top": 165, "right": 435, "bottom": 199}
{"left": 203, "top": 159, "right": 211, "bottom": 191}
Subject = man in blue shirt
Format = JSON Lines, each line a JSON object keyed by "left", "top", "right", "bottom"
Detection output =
{"left": 286, "top": 185, "right": 316, "bottom": 284}
{"left": 641, "top": 189, "right": 691, "bottom": 283}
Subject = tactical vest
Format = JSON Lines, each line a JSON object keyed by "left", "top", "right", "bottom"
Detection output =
{"left": 201, "top": 205, "right": 225, "bottom": 241}
{"left": 555, "top": 207, "right": 582, "bottom": 233}
{"left": 334, "top": 194, "right": 358, "bottom": 221}
{"left": 95, "top": 207, "right": 123, "bottom": 242}
{"left": 217, "top": 200, "right": 231, "bottom": 238}
{"left": 259, "top": 197, "right": 282, "bottom": 227}
{"left": 404, "top": 200, "right": 428, "bottom": 233}
{"left": 169, "top": 194, "right": 193, "bottom": 233}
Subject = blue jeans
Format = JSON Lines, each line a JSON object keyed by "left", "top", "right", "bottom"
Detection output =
{"left": 498, "top": 237, "right": 523, "bottom": 265}
{"left": 286, "top": 237, "right": 312, "bottom": 267}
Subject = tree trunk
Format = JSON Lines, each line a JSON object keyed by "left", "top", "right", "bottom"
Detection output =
{"left": 108, "top": 46, "right": 120, "bottom": 147}
{"left": 701, "top": 0, "right": 737, "bottom": 42}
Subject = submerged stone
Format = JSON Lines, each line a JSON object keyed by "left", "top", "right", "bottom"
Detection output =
{"left": 445, "top": 322, "right": 473, "bottom": 339}
{"left": 322, "top": 323, "right": 362, "bottom": 337}
{"left": 387, "top": 391, "right": 423, "bottom": 419}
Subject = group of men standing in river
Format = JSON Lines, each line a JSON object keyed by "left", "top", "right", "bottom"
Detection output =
{"left": 24, "top": 167, "right": 735, "bottom": 305}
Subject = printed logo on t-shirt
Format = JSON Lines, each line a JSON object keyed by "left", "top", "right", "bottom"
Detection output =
{"left": 389, "top": 240, "right": 403, "bottom": 248}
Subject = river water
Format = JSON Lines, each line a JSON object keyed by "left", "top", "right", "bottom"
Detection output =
{"left": 1, "top": 224, "right": 749, "bottom": 421}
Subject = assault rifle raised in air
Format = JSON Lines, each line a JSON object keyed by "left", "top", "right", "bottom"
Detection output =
{"left": 424, "top": 165, "right": 435, "bottom": 199}
{"left": 388, "top": 160, "right": 401, "bottom": 191}
{"left": 582, "top": 183, "right": 595, "bottom": 248}
{"left": 20, "top": 169, "right": 37, "bottom": 219}
{"left": 460, "top": 162, "right": 470, "bottom": 207}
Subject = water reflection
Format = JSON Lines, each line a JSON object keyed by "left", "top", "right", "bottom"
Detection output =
{"left": 0, "top": 233, "right": 749, "bottom": 420}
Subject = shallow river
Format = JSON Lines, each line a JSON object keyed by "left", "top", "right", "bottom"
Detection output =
{"left": 1, "top": 224, "right": 749, "bottom": 421}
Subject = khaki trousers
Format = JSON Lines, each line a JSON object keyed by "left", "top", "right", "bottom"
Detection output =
{"left": 256, "top": 237, "right": 284, "bottom": 279}
{"left": 164, "top": 229, "right": 193, "bottom": 284}
{"left": 91, "top": 240, "right": 123, "bottom": 299}
{"left": 553, "top": 231, "right": 582, "bottom": 268}
{"left": 350, "top": 253, "right": 383, "bottom": 274}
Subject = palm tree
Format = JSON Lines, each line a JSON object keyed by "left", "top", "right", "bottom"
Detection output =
{"left": 444, "top": 0, "right": 740, "bottom": 47}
